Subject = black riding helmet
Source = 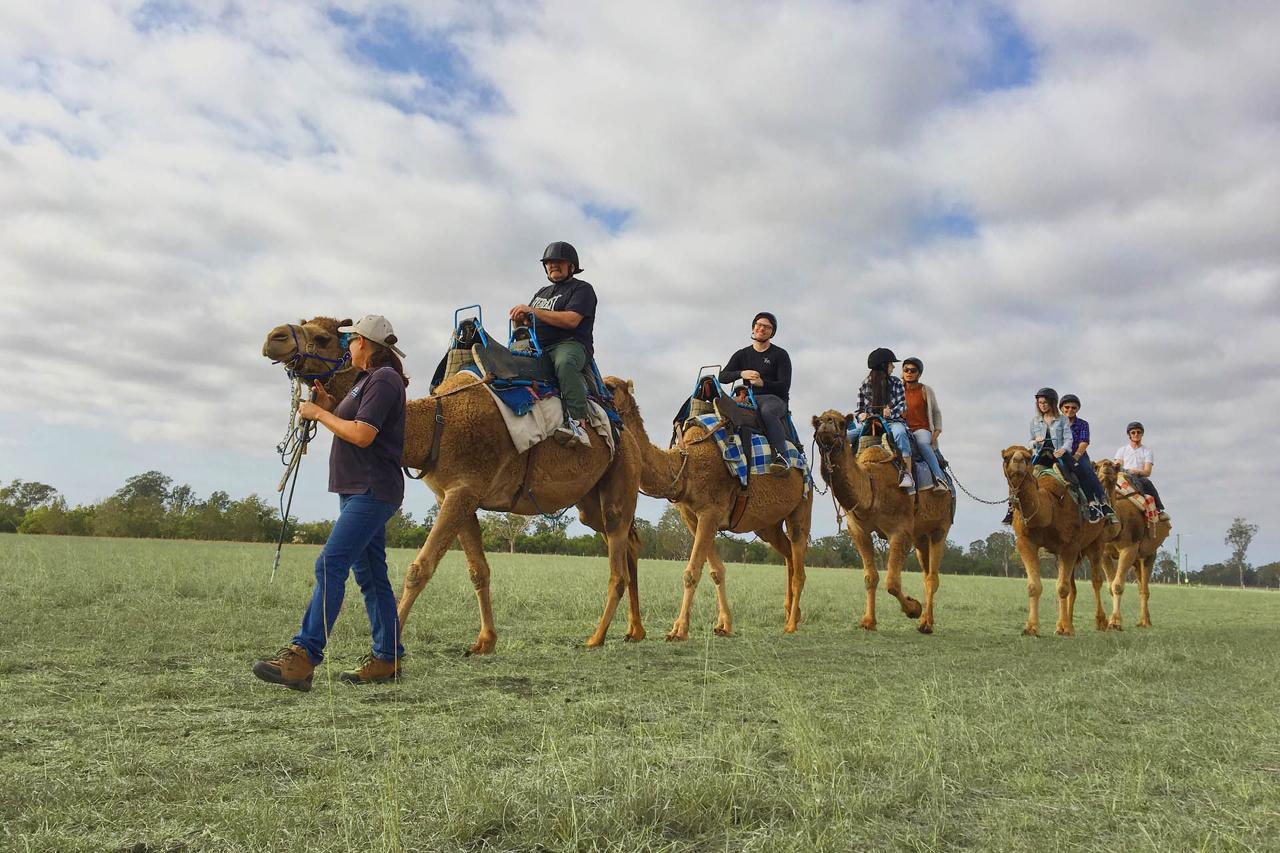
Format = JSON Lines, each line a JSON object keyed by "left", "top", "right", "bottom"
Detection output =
{"left": 1126, "top": 421, "right": 1144, "bottom": 433}
{"left": 1060, "top": 393, "right": 1080, "bottom": 407}
{"left": 902, "top": 357, "right": 923, "bottom": 374}
{"left": 753, "top": 311, "right": 778, "bottom": 336}
{"left": 541, "top": 241, "right": 583, "bottom": 274}
{"left": 1035, "top": 387, "right": 1058, "bottom": 405}
{"left": 867, "top": 347, "right": 897, "bottom": 369}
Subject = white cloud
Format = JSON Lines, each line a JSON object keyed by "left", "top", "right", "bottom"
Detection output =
{"left": 1, "top": 1, "right": 1277, "bottom": 564}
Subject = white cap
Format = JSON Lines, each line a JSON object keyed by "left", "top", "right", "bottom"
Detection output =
{"left": 338, "top": 314, "right": 406, "bottom": 357}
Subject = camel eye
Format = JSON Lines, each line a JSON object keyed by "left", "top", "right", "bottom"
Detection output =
{"left": 314, "top": 334, "right": 330, "bottom": 347}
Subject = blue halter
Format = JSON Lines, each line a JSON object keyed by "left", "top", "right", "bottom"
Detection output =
{"left": 282, "top": 323, "right": 351, "bottom": 382}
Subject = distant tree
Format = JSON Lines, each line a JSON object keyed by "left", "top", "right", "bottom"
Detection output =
{"left": 0, "top": 479, "right": 59, "bottom": 532}
{"left": 1224, "top": 517, "right": 1259, "bottom": 589}
{"left": 1153, "top": 549, "right": 1180, "bottom": 584}
{"left": 1256, "top": 561, "right": 1280, "bottom": 589}
{"left": 481, "top": 512, "right": 531, "bottom": 553}
{"left": 655, "top": 505, "right": 693, "bottom": 560}
{"left": 985, "top": 531, "right": 1017, "bottom": 578}
{"left": 17, "top": 497, "right": 93, "bottom": 536}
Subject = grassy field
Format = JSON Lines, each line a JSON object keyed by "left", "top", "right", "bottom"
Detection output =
{"left": 1, "top": 533, "right": 1278, "bottom": 852}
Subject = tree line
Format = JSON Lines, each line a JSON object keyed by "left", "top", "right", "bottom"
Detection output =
{"left": 2, "top": 474, "right": 1273, "bottom": 587}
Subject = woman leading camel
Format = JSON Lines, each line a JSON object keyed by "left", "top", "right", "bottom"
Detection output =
{"left": 253, "top": 315, "right": 409, "bottom": 692}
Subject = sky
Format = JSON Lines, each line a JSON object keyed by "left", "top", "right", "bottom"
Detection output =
{"left": 2, "top": 0, "right": 1278, "bottom": 568}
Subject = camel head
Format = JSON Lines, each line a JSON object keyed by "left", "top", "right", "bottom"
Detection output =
{"left": 1093, "top": 457, "right": 1119, "bottom": 493}
{"left": 1001, "top": 445, "right": 1033, "bottom": 482}
{"left": 262, "top": 316, "right": 352, "bottom": 384}
{"left": 811, "top": 410, "right": 853, "bottom": 457}
{"left": 603, "top": 376, "right": 637, "bottom": 419}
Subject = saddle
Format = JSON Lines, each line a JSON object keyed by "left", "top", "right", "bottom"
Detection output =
{"left": 672, "top": 374, "right": 763, "bottom": 446}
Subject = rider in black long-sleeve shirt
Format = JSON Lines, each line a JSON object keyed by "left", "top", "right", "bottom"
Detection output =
{"left": 719, "top": 312, "right": 793, "bottom": 474}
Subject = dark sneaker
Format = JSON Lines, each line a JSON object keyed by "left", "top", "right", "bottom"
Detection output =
{"left": 1001, "top": 507, "right": 1014, "bottom": 525}
{"left": 767, "top": 455, "right": 790, "bottom": 475}
{"left": 252, "top": 644, "right": 315, "bottom": 692}
{"left": 339, "top": 654, "right": 402, "bottom": 685}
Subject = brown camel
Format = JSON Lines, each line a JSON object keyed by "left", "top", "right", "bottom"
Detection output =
{"left": 609, "top": 381, "right": 812, "bottom": 639}
{"left": 263, "top": 317, "right": 645, "bottom": 654}
{"left": 1093, "top": 459, "right": 1172, "bottom": 628}
{"left": 1000, "top": 446, "right": 1109, "bottom": 636}
{"left": 812, "top": 412, "right": 954, "bottom": 633}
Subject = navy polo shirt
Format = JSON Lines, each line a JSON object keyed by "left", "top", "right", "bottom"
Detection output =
{"left": 328, "top": 366, "right": 406, "bottom": 505}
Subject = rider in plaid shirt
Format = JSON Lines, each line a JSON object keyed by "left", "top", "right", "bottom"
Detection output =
{"left": 848, "top": 347, "right": 916, "bottom": 492}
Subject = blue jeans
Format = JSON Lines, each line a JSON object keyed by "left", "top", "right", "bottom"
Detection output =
{"left": 849, "top": 418, "right": 912, "bottom": 462}
{"left": 910, "top": 428, "right": 947, "bottom": 482}
{"left": 293, "top": 492, "right": 403, "bottom": 664}
{"left": 1072, "top": 451, "right": 1107, "bottom": 504}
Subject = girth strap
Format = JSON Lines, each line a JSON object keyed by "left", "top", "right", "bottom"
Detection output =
{"left": 724, "top": 487, "right": 750, "bottom": 532}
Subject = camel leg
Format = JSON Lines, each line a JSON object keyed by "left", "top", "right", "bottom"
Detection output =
{"left": 624, "top": 522, "right": 645, "bottom": 641}
{"left": 755, "top": 524, "right": 795, "bottom": 625}
{"left": 398, "top": 491, "right": 478, "bottom": 631}
{"left": 782, "top": 498, "right": 811, "bottom": 634}
{"left": 456, "top": 512, "right": 497, "bottom": 655}
{"left": 917, "top": 533, "right": 943, "bottom": 634}
{"left": 667, "top": 515, "right": 716, "bottom": 641}
{"left": 883, "top": 535, "right": 923, "bottom": 621}
{"left": 706, "top": 547, "right": 733, "bottom": 637}
{"left": 578, "top": 483, "right": 641, "bottom": 649}
{"left": 1109, "top": 545, "right": 1138, "bottom": 630}
{"left": 1089, "top": 552, "right": 1108, "bottom": 631}
{"left": 1136, "top": 556, "right": 1153, "bottom": 628}
{"left": 1055, "top": 548, "right": 1078, "bottom": 637}
{"left": 848, "top": 526, "right": 879, "bottom": 630}
{"left": 1015, "top": 535, "right": 1042, "bottom": 636}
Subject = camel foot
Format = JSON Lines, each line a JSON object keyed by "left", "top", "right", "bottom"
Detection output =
{"left": 665, "top": 624, "right": 689, "bottom": 642}
{"left": 1095, "top": 615, "right": 1108, "bottom": 632}
{"left": 584, "top": 634, "right": 606, "bottom": 649}
{"left": 466, "top": 633, "right": 497, "bottom": 656}
{"left": 917, "top": 621, "right": 933, "bottom": 635}
{"left": 1055, "top": 624, "right": 1075, "bottom": 637}
{"left": 1108, "top": 619, "right": 1123, "bottom": 632}
{"left": 903, "top": 598, "right": 923, "bottom": 619}
{"left": 782, "top": 620, "right": 798, "bottom": 634}
{"left": 859, "top": 617, "right": 877, "bottom": 631}
{"left": 1022, "top": 624, "right": 1039, "bottom": 636}
{"left": 713, "top": 619, "right": 733, "bottom": 637}
{"left": 624, "top": 627, "right": 646, "bottom": 642}
{"left": 1137, "top": 619, "right": 1152, "bottom": 628}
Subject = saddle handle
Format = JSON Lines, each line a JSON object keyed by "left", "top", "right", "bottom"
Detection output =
{"left": 691, "top": 364, "right": 723, "bottom": 397}
{"left": 508, "top": 312, "right": 543, "bottom": 357}
{"left": 453, "top": 304, "right": 488, "bottom": 347}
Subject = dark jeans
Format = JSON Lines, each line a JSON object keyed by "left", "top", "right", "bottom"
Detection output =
{"left": 1072, "top": 451, "right": 1108, "bottom": 504}
{"left": 755, "top": 394, "right": 790, "bottom": 459}
{"left": 293, "top": 491, "right": 404, "bottom": 664}
{"left": 1126, "top": 472, "right": 1164, "bottom": 511}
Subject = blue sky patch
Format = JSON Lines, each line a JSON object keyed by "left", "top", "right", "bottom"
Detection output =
{"left": 581, "top": 203, "right": 631, "bottom": 235}
{"left": 975, "top": 11, "right": 1036, "bottom": 91}
{"left": 327, "top": 7, "right": 499, "bottom": 118}
{"left": 911, "top": 206, "right": 979, "bottom": 242}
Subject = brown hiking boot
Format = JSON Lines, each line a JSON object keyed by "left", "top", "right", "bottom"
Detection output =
{"left": 339, "top": 654, "right": 402, "bottom": 685}
{"left": 252, "top": 644, "right": 315, "bottom": 692}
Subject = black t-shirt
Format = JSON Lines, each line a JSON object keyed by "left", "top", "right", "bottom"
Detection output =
{"left": 529, "top": 277, "right": 596, "bottom": 356}
{"left": 720, "top": 344, "right": 792, "bottom": 403}
{"left": 328, "top": 366, "right": 406, "bottom": 505}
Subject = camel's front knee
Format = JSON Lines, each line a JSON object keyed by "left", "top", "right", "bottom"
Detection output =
{"left": 405, "top": 561, "right": 435, "bottom": 591}
{"left": 683, "top": 568, "right": 702, "bottom": 588}
{"left": 1057, "top": 582, "right": 1072, "bottom": 600}
{"left": 1026, "top": 580, "right": 1042, "bottom": 598}
{"left": 466, "top": 567, "right": 489, "bottom": 591}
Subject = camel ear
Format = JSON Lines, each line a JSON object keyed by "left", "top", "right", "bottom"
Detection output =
{"left": 1001, "top": 448, "right": 1014, "bottom": 461}
{"left": 627, "top": 380, "right": 635, "bottom": 394}
{"left": 811, "top": 415, "right": 820, "bottom": 429}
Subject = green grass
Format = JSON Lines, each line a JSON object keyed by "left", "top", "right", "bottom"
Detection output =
{"left": 1, "top": 533, "right": 1278, "bottom": 852}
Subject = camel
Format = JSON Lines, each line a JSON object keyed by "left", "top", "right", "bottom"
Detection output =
{"left": 811, "top": 412, "right": 954, "bottom": 633}
{"left": 608, "top": 381, "right": 812, "bottom": 639}
{"left": 262, "top": 316, "right": 645, "bottom": 654}
{"left": 999, "top": 446, "right": 1110, "bottom": 636}
{"left": 1092, "top": 459, "right": 1172, "bottom": 629}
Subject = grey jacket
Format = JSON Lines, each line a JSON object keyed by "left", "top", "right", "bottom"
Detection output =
{"left": 1028, "top": 415, "right": 1073, "bottom": 454}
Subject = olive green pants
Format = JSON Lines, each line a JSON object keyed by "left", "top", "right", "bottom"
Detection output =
{"left": 547, "top": 340, "right": 589, "bottom": 421}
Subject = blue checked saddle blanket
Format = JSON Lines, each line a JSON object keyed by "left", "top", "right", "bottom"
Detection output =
{"left": 687, "top": 414, "right": 810, "bottom": 494}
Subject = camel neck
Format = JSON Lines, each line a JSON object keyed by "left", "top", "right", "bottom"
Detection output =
{"left": 619, "top": 400, "right": 684, "bottom": 497}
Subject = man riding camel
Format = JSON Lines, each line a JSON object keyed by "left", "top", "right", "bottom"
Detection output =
{"left": 509, "top": 241, "right": 597, "bottom": 448}
{"left": 719, "top": 312, "right": 793, "bottom": 475}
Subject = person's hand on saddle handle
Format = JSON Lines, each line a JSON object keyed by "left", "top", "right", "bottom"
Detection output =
{"left": 508, "top": 304, "right": 535, "bottom": 324}
{"left": 1053, "top": 448, "right": 1066, "bottom": 458}
{"left": 740, "top": 369, "right": 764, "bottom": 387}
{"left": 857, "top": 412, "right": 869, "bottom": 423}
{"left": 881, "top": 405, "right": 892, "bottom": 419}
